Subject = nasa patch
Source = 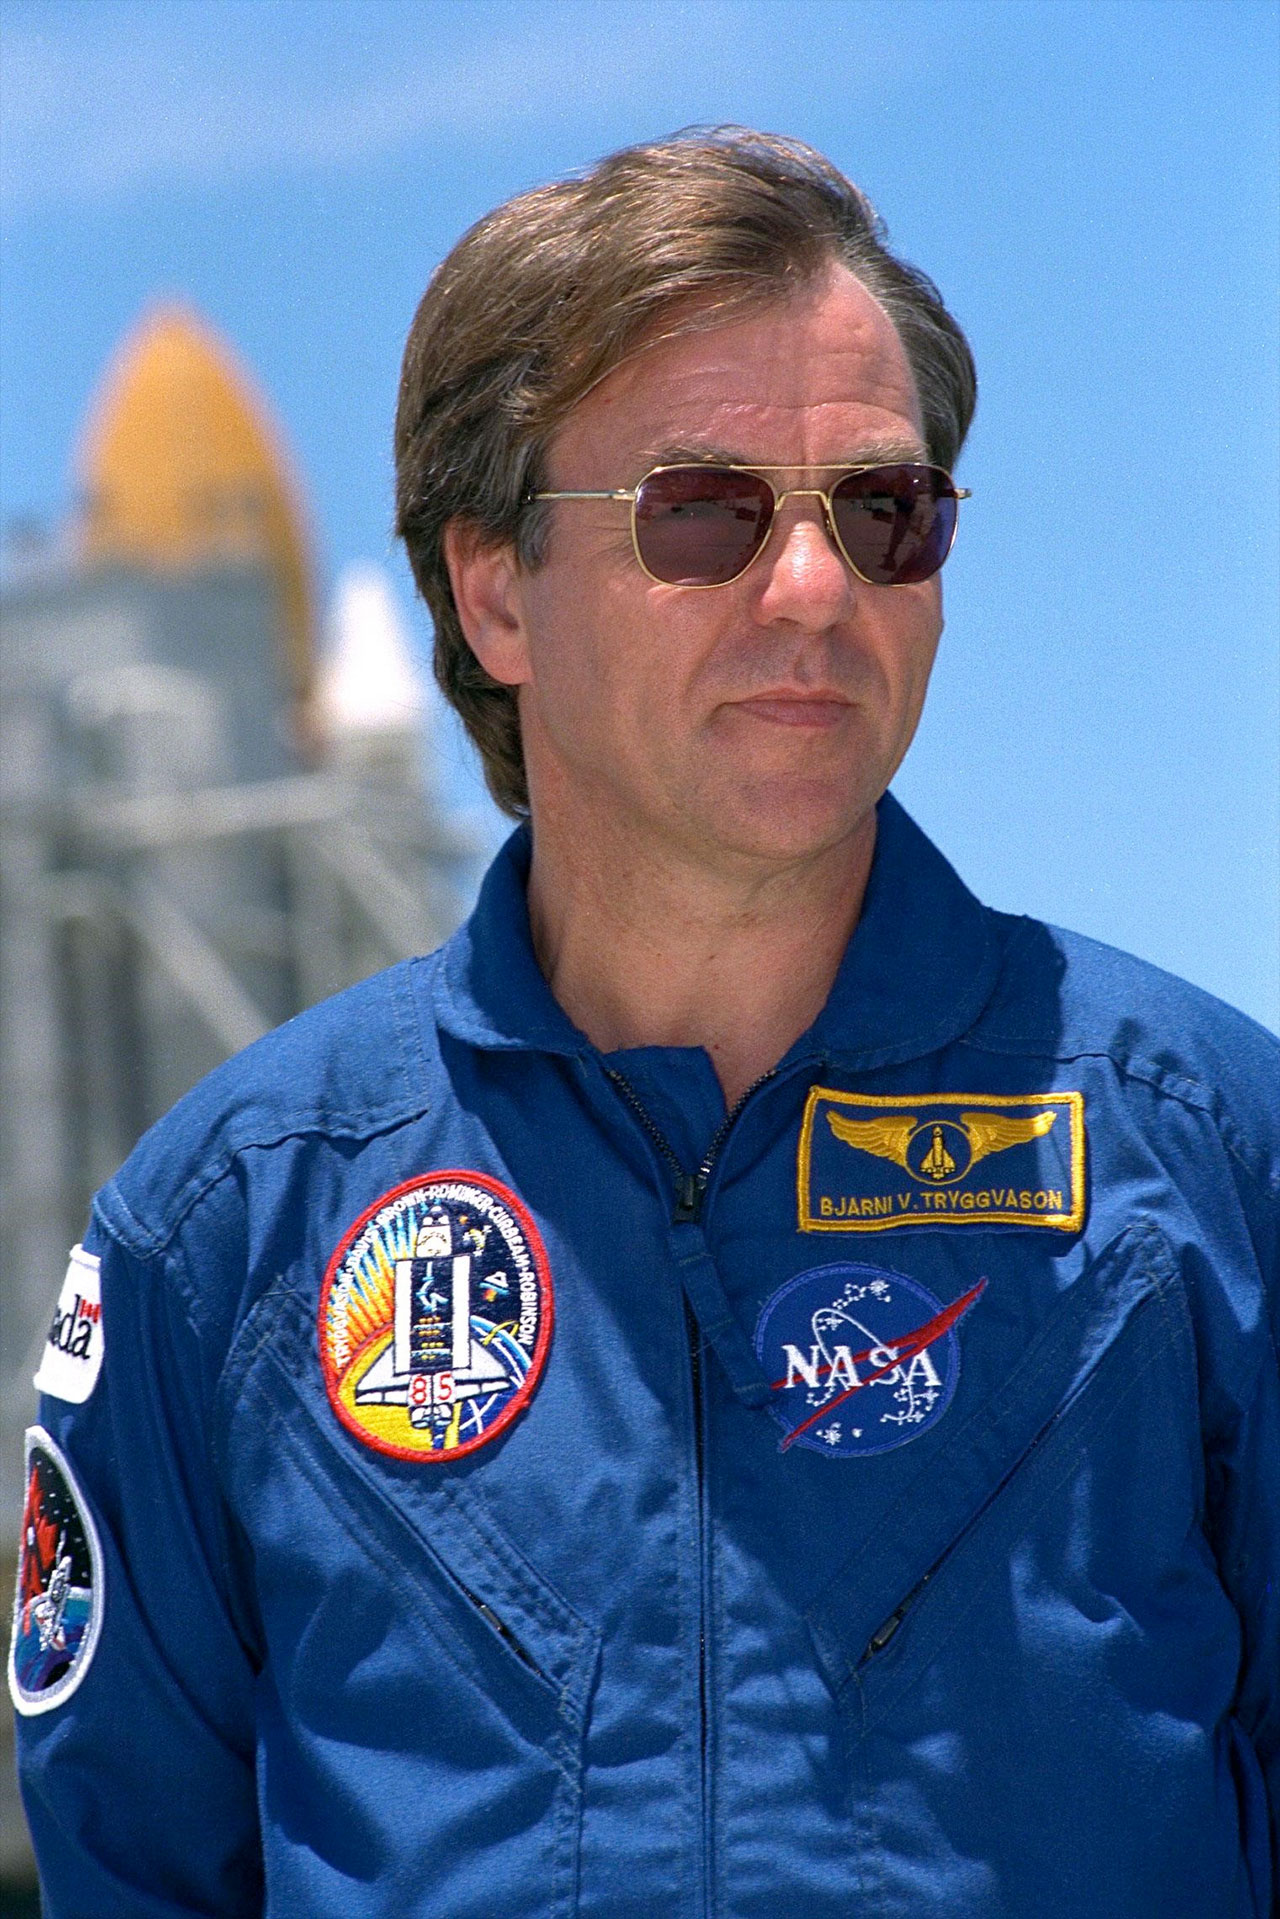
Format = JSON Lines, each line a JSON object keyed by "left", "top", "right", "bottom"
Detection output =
{"left": 755, "top": 1262, "right": 986, "bottom": 1457}
{"left": 320, "top": 1172, "right": 554, "bottom": 1462}
{"left": 9, "top": 1428, "right": 104, "bottom": 1716}
{"left": 33, "top": 1245, "right": 103, "bottom": 1404}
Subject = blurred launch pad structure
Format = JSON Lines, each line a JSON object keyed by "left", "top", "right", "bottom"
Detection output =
{"left": 1, "top": 306, "right": 473, "bottom": 1878}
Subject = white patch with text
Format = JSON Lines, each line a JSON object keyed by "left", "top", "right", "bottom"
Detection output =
{"left": 33, "top": 1248, "right": 104, "bottom": 1405}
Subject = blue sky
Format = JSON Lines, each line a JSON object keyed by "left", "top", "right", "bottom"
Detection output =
{"left": 2, "top": 0, "right": 1277, "bottom": 1028}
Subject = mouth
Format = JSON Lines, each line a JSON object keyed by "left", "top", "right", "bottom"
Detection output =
{"left": 728, "top": 691, "right": 855, "bottom": 729}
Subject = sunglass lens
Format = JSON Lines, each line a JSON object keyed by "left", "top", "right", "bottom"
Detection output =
{"left": 831, "top": 465, "right": 958, "bottom": 585}
{"left": 634, "top": 468, "right": 773, "bottom": 585}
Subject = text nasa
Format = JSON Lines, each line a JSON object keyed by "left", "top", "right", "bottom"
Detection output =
{"left": 779, "top": 1337, "right": 938, "bottom": 1394}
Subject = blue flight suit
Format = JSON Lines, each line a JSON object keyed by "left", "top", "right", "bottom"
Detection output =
{"left": 13, "top": 795, "right": 1280, "bottom": 1917}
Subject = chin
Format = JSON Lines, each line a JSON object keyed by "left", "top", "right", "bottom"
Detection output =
{"left": 698, "top": 773, "right": 880, "bottom": 868}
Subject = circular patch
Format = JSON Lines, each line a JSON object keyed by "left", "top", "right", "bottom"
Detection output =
{"left": 9, "top": 1427, "right": 104, "bottom": 1716}
{"left": 904, "top": 1118, "right": 972, "bottom": 1185}
{"left": 320, "top": 1172, "right": 553, "bottom": 1462}
{"left": 754, "top": 1262, "right": 985, "bottom": 1458}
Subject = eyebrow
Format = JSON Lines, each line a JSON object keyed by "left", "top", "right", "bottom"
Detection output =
{"left": 643, "top": 435, "right": 930, "bottom": 470}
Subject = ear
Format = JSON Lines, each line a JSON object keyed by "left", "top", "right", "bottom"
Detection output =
{"left": 442, "top": 519, "right": 532, "bottom": 687}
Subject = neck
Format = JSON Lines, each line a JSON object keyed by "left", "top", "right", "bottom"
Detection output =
{"left": 525, "top": 805, "right": 876, "bottom": 1107}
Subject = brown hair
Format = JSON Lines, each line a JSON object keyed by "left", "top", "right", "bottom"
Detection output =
{"left": 395, "top": 127, "right": 976, "bottom": 816}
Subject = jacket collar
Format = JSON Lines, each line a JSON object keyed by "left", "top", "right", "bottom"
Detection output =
{"left": 430, "top": 793, "right": 1001, "bottom": 1070}
{"left": 802, "top": 792, "right": 1001, "bottom": 1071}
{"left": 432, "top": 823, "right": 590, "bottom": 1056}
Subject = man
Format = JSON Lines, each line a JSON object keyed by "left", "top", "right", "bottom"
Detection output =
{"left": 13, "top": 129, "right": 1279, "bottom": 1918}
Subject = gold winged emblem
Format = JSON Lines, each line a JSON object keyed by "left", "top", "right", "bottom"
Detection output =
{"left": 958, "top": 1109, "right": 1056, "bottom": 1166}
{"left": 826, "top": 1106, "right": 1057, "bottom": 1177}
{"left": 825, "top": 1111, "right": 917, "bottom": 1171}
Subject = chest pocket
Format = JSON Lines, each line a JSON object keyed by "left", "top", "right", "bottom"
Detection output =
{"left": 802, "top": 1220, "right": 1262, "bottom": 1917}
{"left": 804, "top": 1217, "right": 1202, "bottom": 1714}
{"left": 218, "top": 1280, "right": 600, "bottom": 1919}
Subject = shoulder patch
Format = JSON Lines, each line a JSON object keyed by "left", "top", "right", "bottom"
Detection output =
{"left": 320, "top": 1171, "right": 554, "bottom": 1461}
{"left": 9, "top": 1428, "right": 105, "bottom": 1716}
{"left": 798, "top": 1088, "right": 1086, "bottom": 1233}
{"left": 33, "top": 1245, "right": 104, "bottom": 1403}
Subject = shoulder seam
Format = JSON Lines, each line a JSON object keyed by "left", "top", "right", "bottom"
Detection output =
{"left": 99, "top": 1100, "right": 432, "bottom": 1258}
{"left": 86, "top": 1199, "right": 206, "bottom": 1382}
{"left": 1220, "top": 1128, "right": 1280, "bottom": 1212}
{"left": 101, "top": 958, "right": 441, "bottom": 1257}
{"left": 960, "top": 1035, "right": 1280, "bottom": 1205}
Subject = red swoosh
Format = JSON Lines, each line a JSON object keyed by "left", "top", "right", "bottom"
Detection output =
{"left": 777, "top": 1277, "right": 987, "bottom": 1452}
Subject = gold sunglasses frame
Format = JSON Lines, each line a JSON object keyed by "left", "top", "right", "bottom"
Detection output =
{"left": 533, "top": 462, "right": 971, "bottom": 589}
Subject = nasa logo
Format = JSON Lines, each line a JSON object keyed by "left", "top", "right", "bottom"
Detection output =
{"left": 319, "top": 1172, "right": 554, "bottom": 1462}
{"left": 754, "top": 1262, "right": 986, "bottom": 1458}
{"left": 8, "top": 1428, "right": 104, "bottom": 1717}
{"left": 32, "top": 1246, "right": 104, "bottom": 1405}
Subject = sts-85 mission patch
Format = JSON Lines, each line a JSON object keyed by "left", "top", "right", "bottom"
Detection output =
{"left": 9, "top": 1428, "right": 104, "bottom": 1716}
{"left": 755, "top": 1262, "right": 986, "bottom": 1457}
{"left": 320, "top": 1172, "right": 553, "bottom": 1462}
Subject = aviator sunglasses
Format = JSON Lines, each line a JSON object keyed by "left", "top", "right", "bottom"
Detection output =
{"left": 534, "top": 461, "right": 970, "bottom": 589}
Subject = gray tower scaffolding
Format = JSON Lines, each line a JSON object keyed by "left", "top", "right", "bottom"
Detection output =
{"left": 0, "top": 554, "right": 473, "bottom": 1879}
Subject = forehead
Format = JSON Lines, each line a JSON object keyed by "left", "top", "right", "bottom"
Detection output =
{"left": 549, "top": 265, "right": 925, "bottom": 479}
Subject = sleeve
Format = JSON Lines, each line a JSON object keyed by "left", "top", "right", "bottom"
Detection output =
{"left": 11, "top": 1209, "right": 264, "bottom": 1917}
{"left": 1202, "top": 1164, "right": 1280, "bottom": 1899}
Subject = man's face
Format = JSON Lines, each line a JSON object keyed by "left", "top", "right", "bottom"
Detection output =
{"left": 459, "top": 264, "right": 945, "bottom": 875}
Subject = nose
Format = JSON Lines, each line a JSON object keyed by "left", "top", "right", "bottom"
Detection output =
{"left": 751, "top": 496, "right": 857, "bottom": 628}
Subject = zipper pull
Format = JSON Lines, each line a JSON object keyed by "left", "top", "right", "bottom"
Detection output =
{"left": 864, "top": 1606, "right": 906, "bottom": 1659}
{"left": 674, "top": 1172, "right": 702, "bottom": 1224}
{"left": 863, "top": 1568, "right": 933, "bottom": 1663}
{"left": 459, "top": 1581, "right": 543, "bottom": 1678}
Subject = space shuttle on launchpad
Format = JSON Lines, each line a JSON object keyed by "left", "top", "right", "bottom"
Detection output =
{"left": 353, "top": 1205, "right": 507, "bottom": 1428}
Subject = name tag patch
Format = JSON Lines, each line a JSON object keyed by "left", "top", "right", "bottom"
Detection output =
{"left": 755, "top": 1262, "right": 986, "bottom": 1457}
{"left": 9, "top": 1428, "right": 104, "bottom": 1716}
{"left": 33, "top": 1246, "right": 104, "bottom": 1403}
{"left": 320, "top": 1171, "right": 554, "bottom": 1462}
{"left": 798, "top": 1089, "right": 1085, "bottom": 1234}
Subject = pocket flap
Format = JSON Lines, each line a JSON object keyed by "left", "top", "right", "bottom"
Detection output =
{"left": 221, "top": 1278, "right": 599, "bottom": 1724}
{"left": 805, "top": 1218, "right": 1188, "bottom": 1697}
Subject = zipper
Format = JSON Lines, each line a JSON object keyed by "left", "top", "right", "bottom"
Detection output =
{"left": 859, "top": 1422, "right": 1057, "bottom": 1668}
{"left": 685, "top": 1296, "right": 711, "bottom": 1913}
{"left": 603, "top": 1064, "right": 778, "bottom": 1224}
{"left": 455, "top": 1575, "right": 546, "bottom": 1681}
{"left": 272, "top": 1354, "right": 554, "bottom": 1687}
{"left": 856, "top": 1296, "right": 1153, "bottom": 1669}
{"left": 601, "top": 1061, "right": 778, "bottom": 1915}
